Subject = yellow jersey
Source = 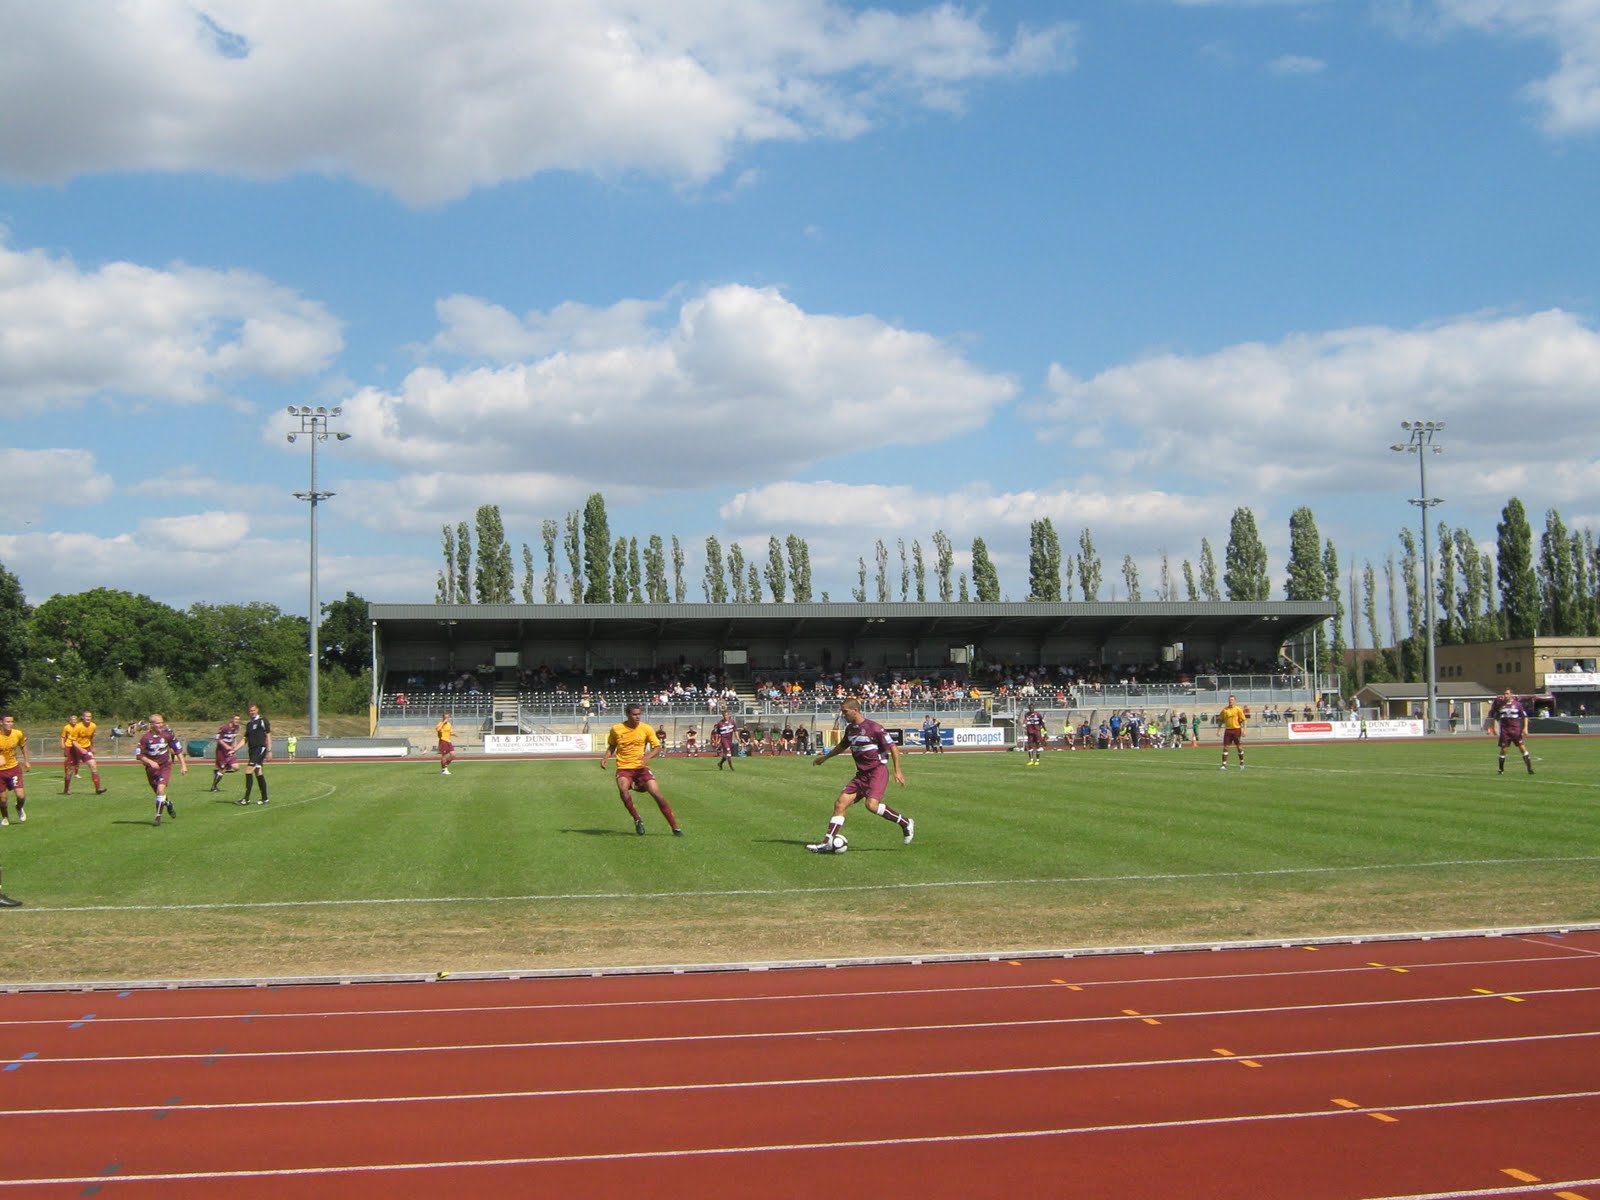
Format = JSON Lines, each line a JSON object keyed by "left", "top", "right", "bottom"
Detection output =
{"left": 1219, "top": 704, "right": 1246, "bottom": 732}
{"left": 606, "top": 721, "right": 659, "bottom": 770}
{"left": 0, "top": 729, "right": 26, "bottom": 771}
{"left": 70, "top": 720, "right": 96, "bottom": 750}
{"left": 61, "top": 722, "right": 76, "bottom": 748}
{"left": 436, "top": 720, "right": 454, "bottom": 743}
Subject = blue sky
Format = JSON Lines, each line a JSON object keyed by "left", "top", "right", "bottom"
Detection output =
{"left": 2, "top": 0, "right": 1597, "bottom": 638}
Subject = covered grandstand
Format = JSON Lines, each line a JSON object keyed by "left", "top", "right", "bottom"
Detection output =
{"left": 367, "top": 600, "right": 1339, "bottom": 742}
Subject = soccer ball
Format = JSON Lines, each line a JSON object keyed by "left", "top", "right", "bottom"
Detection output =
{"left": 830, "top": 834, "right": 849, "bottom": 853}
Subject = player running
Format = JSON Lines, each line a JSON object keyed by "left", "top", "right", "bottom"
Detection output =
{"left": 1485, "top": 687, "right": 1534, "bottom": 775}
{"left": 600, "top": 704, "right": 683, "bottom": 837}
{"left": 807, "top": 698, "right": 913, "bottom": 853}
{"left": 1219, "top": 694, "right": 1246, "bottom": 771}
{"left": 61, "top": 711, "right": 108, "bottom": 795}
{"left": 0, "top": 714, "right": 30, "bottom": 826}
{"left": 136, "top": 714, "right": 186, "bottom": 826}
{"left": 209, "top": 714, "right": 241, "bottom": 791}
{"left": 1022, "top": 704, "right": 1046, "bottom": 765}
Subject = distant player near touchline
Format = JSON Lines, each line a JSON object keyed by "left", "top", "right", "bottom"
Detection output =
{"left": 921, "top": 713, "right": 943, "bottom": 754}
{"left": 808, "top": 698, "right": 913, "bottom": 853}
{"left": 136, "top": 713, "right": 186, "bottom": 826}
{"left": 210, "top": 713, "right": 241, "bottom": 792}
{"left": 712, "top": 710, "right": 737, "bottom": 770}
{"left": 0, "top": 714, "right": 31, "bottom": 827}
{"left": 1023, "top": 703, "right": 1046, "bottom": 765}
{"left": 1484, "top": 687, "right": 1534, "bottom": 775}
{"left": 436, "top": 711, "right": 455, "bottom": 776}
{"left": 600, "top": 703, "right": 683, "bottom": 837}
{"left": 239, "top": 703, "right": 272, "bottom": 805}
{"left": 62, "top": 710, "right": 108, "bottom": 796}
{"left": 1219, "top": 693, "right": 1246, "bottom": 771}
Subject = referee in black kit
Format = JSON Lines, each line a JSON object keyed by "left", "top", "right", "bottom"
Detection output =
{"left": 238, "top": 703, "right": 272, "bottom": 806}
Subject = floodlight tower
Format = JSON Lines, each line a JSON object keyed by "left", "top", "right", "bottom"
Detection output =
{"left": 288, "top": 405, "right": 352, "bottom": 738}
{"left": 1390, "top": 420, "right": 1445, "bottom": 734}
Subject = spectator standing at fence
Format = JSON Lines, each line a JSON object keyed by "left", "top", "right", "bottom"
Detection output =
{"left": 600, "top": 704, "right": 683, "bottom": 837}
{"left": 239, "top": 704, "right": 272, "bottom": 804}
{"left": 1218, "top": 694, "right": 1247, "bottom": 771}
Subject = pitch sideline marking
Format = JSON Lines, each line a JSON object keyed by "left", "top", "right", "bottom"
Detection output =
{"left": 13, "top": 854, "right": 1600, "bottom": 916}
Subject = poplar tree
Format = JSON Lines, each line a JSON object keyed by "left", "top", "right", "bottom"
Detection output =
{"left": 611, "top": 537, "right": 628, "bottom": 603}
{"left": 932, "top": 530, "right": 954, "bottom": 601}
{"left": 898, "top": 538, "right": 909, "bottom": 602}
{"left": 581, "top": 493, "right": 611, "bottom": 603}
{"left": 1028, "top": 518, "right": 1062, "bottom": 601}
{"left": 473, "top": 504, "right": 514, "bottom": 603}
{"left": 1497, "top": 497, "right": 1538, "bottom": 638}
{"left": 1435, "top": 521, "right": 1459, "bottom": 644}
{"left": 1323, "top": 539, "right": 1345, "bottom": 678}
{"left": 1399, "top": 528, "right": 1422, "bottom": 681}
{"left": 971, "top": 538, "right": 1000, "bottom": 601}
{"left": 1182, "top": 559, "right": 1198, "bottom": 602}
{"left": 438, "top": 524, "right": 457, "bottom": 604}
{"left": 1077, "top": 528, "right": 1102, "bottom": 601}
{"left": 541, "top": 519, "right": 559, "bottom": 604}
{"left": 1284, "top": 507, "right": 1323, "bottom": 600}
{"left": 747, "top": 563, "right": 761, "bottom": 603}
{"left": 727, "top": 542, "right": 747, "bottom": 603}
{"left": 874, "top": 540, "right": 890, "bottom": 603}
{"left": 644, "top": 535, "right": 667, "bottom": 603}
{"left": 563, "top": 511, "right": 582, "bottom": 603}
{"left": 765, "top": 537, "right": 787, "bottom": 603}
{"left": 1120, "top": 554, "right": 1141, "bottom": 601}
{"left": 786, "top": 535, "right": 813, "bottom": 602}
{"left": 1538, "top": 508, "right": 1575, "bottom": 636}
{"left": 912, "top": 540, "right": 927, "bottom": 601}
{"left": 521, "top": 543, "right": 535, "bottom": 603}
{"left": 1223, "top": 507, "right": 1269, "bottom": 601}
{"left": 1198, "top": 537, "right": 1220, "bottom": 602}
{"left": 854, "top": 558, "right": 868, "bottom": 603}
{"left": 455, "top": 520, "right": 473, "bottom": 605}
{"left": 671, "top": 536, "right": 686, "bottom": 603}
{"left": 703, "top": 537, "right": 727, "bottom": 603}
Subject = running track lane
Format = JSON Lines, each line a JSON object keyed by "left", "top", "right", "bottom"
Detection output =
{"left": 1, "top": 933, "right": 1598, "bottom": 1198}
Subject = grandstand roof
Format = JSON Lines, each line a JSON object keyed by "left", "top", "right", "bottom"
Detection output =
{"left": 369, "top": 600, "right": 1336, "bottom": 660}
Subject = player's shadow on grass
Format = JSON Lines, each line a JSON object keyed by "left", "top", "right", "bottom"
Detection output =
{"left": 111, "top": 819, "right": 163, "bottom": 827}
{"left": 559, "top": 827, "right": 639, "bottom": 837}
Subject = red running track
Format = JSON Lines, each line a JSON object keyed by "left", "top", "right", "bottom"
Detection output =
{"left": 2, "top": 933, "right": 1599, "bottom": 1199}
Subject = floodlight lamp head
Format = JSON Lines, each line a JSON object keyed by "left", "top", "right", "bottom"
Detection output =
{"left": 331, "top": 407, "right": 343, "bottom": 416}
{"left": 286, "top": 405, "right": 297, "bottom": 415}
{"left": 335, "top": 432, "right": 352, "bottom": 441}
{"left": 1390, "top": 443, "right": 1406, "bottom": 452}
{"left": 287, "top": 433, "right": 297, "bottom": 443}
{"left": 299, "top": 405, "right": 312, "bottom": 415}
{"left": 1400, "top": 421, "right": 1412, "bottom": 430}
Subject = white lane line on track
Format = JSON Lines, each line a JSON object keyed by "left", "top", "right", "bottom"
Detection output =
{"left": 2, "top": 1029, "right": 1596, "bottom": 1119}
{"left": 15, "top": 854, "right": 1600, "bottom": 915}
{"left": 10, "top": 985, "right": 1600, "bottom": 1067}
{"left": 2, "top": 1091, "right": 1598, "bottom": 1188}
{"left": 4, "top": 949, "right": 1599, "bottom": 1029}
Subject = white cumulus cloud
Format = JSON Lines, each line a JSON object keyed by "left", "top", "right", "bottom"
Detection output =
{"left": 0, "top": 237, "right": 343, "bottom": 413}
{"left": 0, "top": 1, "right": 1074, "bottom": 206}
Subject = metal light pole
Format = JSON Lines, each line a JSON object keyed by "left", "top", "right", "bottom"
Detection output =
{"left": 1391, "top": 420, "right": 1444, "bottom": 734}
{"left": 288, "top": 405, "right": 351, "bottom": 738}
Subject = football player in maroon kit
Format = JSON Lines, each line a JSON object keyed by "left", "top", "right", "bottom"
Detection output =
{"left": 1484, "top": 688, "right": 1534, "bottom": 775}
{"left": 807, "top": 698, "right": 914, "bottom": 853}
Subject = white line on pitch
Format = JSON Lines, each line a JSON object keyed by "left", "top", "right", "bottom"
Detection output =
{"left": 14, "top": 855, "right": 1600, "bottom": 915}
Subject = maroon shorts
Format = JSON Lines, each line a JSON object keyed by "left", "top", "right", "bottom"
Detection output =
{"left": 1497, "top": 726, "right": 1525, "bottom": 748}
{"left": 717, "top": 737, "right": 734, "bottom": 754}
{"left": 1026, "top": 728, "right": 1045, "bottom": 748}
{"left": 215, "top": 747, "right": 238, "bottom": 770}
{"left": 68, "top": 745, "right": 94, "bottom": 766}
{"left": 1222, "top": 728, "right": 1243, "bottom": 747}
{"left": 842, "top": 764, "right": 889, "bottom": 802}
{"left": 144, "top": 763, "right": 172, "bottom": 791}
{"left": 615, "top": 766, "right": 656, "bottom": 791}
{"left": 438, "top": 740, "right": 455, "bottom": 756}
{"left": 0, "top": 770, "right": 21, "bottom": 793}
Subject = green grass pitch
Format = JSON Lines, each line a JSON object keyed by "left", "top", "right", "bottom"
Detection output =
{"left": 2, "top": 737, "right": 1597, "bottom": 984}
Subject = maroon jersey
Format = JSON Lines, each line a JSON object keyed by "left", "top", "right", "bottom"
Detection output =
{"left": 1488, "top": 696, "right": 1527, "bottom": 739}
{"left": 1024, "top": 710, "right": 1045, "bottom": 743}
{"left": 137, "top": 728, "right": 180, "bottom": 766}
{"left": 841, "top": 718, "right": 894, "bottom": 771}
{"left": 713, "top": 719, "right": 736, "bottom": 744}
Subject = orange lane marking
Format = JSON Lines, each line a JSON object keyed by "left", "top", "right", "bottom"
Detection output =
{"left": 1368, "top": 1112, "right": 1400, "bottom": 1123}
{"left": 1142, "top": 1018, "right": 1162, "bottom": 1026}
{"left": 1212, "top": 1049, "right": 1235, "bottom": 1057}
{"left": 1367, "top": 961, "right": 1386, "bottom": 967}
{"left": 1388, "top": 967, "right": 1410, "bottom": 974}
{"left": 1050, "top": 978, "right": 1067, "bottom": 985}
{"left": 1007, "top": 961, "right": 1022, "bottom": 967}
{"left": 1501, "top": 1169, "right": 1540, "bottom": 1183}
{"left": 1121, "top": 1009, "right": 1142, "bottom": 1016}
{"left": 1502, "top": 995, "right": 1526, "bottom": 1003}
{"left": 1331, "top": 1099, "right": 1361, "bottom": 1110}
{"left": 1472, "top": 988, "right": 1497, "bottom": 995}
{"left": 1552, "top": 1191, "right": 1593, "bottom": 1199}
{"left": 1239, "top": 1060, "right": 1263, "bottom": 1069}
{"left": 1301, "top": 946, "right": 1319, "bottom": 951}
